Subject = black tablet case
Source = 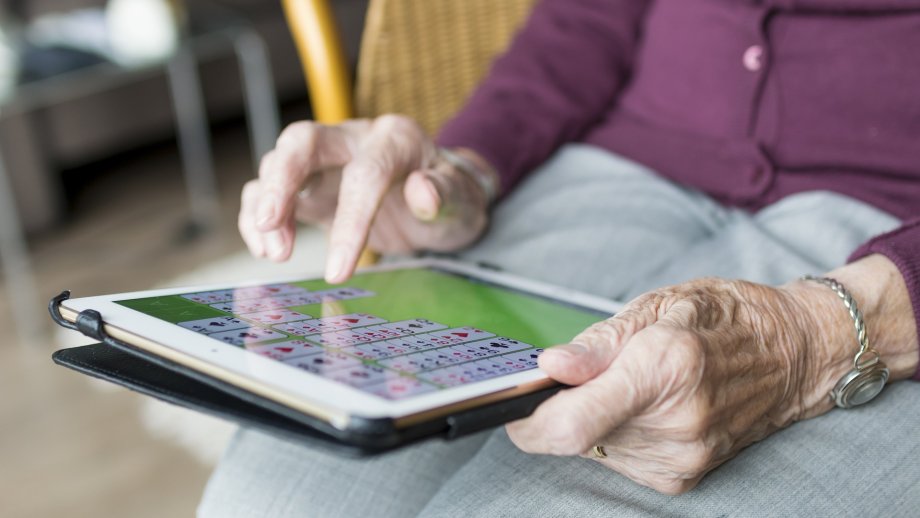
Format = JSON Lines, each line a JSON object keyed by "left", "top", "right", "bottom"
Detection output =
{"left": 50, "top": 291, "right": 562, "bottom": 456}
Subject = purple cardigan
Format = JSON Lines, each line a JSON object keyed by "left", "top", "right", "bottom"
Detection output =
{"left": 437, "top": 0, "right": 920, "bottom": 380}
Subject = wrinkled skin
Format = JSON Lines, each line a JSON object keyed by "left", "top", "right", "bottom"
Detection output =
{"left": 238, "top": 115, "right": 490, "bottom": 283}
{"left": 240, "top": 113, "right": 919, "bottom": 495}
{"left": 506, "top": 265, "right": 918, "bottom": 494}
{"left": 507, "top": 278, "right": 837, "bottom": 494}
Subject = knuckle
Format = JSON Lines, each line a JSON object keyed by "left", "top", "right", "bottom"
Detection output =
{"left": 581, "top": 318, "right": 622, "bottom": 343}
{"left": 629, "top": 290, "right": 667, "bottom": 311}
{"left": 277, "top": 121, "right": 317, "bottom": 147}
{"left": 680, "top": 441, "right": 715, "bottom": 474}
{"left": 620, "top": 291, "right": 668, "bottom": 320}
{"left": 374, "top": 115, "right": 428, "bottom": 156}
{"left": 342, "top": 118, "right": 373, "bottom": 130}
{"left": 650, "top": 477, "right": 694, "bottom": 496}
{"left": 374, "top": 113, "right": 418, "bottom": 134}
{"left": 258, "top": 150, "right": 275, "bottom": 170}
{"left": 682, "top": 404, "right": 714, "bottom": 438}
{"left": 577, "top": 315, "right": 636, "bottom": 350}
{"left": 241, "top": 180, "right": 261, "bottom": 201}
{"left": 666, "top": 332, "right": 707, "bottom": 392}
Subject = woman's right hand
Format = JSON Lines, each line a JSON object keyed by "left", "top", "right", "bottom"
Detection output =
{"left": 238, "top": 114, "right": 495, "bottom": 283}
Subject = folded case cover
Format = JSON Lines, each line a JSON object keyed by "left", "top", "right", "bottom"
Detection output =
{"left": 49, "top": 291, "right": 561, "bottom": 456}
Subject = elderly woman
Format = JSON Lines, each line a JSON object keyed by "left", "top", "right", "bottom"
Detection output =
{"left": 200, "top": 0, "right": 920, "bottom": 515}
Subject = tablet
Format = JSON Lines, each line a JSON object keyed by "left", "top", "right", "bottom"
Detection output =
{"left": 56, "top": 259, "right": 619, "bottom": 449}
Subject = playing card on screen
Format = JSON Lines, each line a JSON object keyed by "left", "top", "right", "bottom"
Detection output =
{"left": 241, "top": 308, "right": 314, "bottom": 325}
{"left": 178, "top": 316, "right": 249, "bottom": 334}
{"left": 208, "top": 326, "right": 287, "bottom": 346}
{"left": 248, "top": 339, "right": 324, "bottom": 361}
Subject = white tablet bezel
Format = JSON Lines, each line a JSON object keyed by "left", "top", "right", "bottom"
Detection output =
{"left": 60, "top": 259, "right": 621, "bottom": 430}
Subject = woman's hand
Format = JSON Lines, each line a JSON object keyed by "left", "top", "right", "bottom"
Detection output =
{"left": 239, "top": 114, "right": 494, "bottom": 283}
{"left": 506, "top": 255, "right": 918, "bottom": 494}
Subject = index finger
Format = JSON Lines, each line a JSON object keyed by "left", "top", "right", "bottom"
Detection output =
{"left": 323, "top": 117, "right": 428, "bottom": 283}
{"left": 324, "top": 154, "right": 393, "bottom": 284}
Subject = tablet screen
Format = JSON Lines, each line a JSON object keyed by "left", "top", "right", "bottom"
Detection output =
{"left": 114, "top": 267, "right": 609, "bottom": 400}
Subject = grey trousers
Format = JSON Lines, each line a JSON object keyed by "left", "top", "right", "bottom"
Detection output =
{"left": 198, "top": 145, "right": 920, "bottom": 517}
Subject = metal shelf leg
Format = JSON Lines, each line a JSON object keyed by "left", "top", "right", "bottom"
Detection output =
{"left": 0, "top": 151, "right": 42, "bottom": 346}
{"left": 233, "top": 27, "right": 281, "bottom": 171}
{"left": 166, "top": 46, "right": 220, "bottom": 234}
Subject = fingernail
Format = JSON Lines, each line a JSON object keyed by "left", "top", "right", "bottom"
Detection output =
{"left": 553, "top": 343, "right": 588, "bottom": 358}
{"left": 257, "top": 196, "right": 278, "bottom": 227}
{"left": 418, "top": 178, "right": 441, "bottom": 220}
{"left": 412, "top": 203, "right": 436, "bottom": 221}
{"left": 325, "top": 247, "right": 347, "bottom": 283}
{"left": 266, "top": 232, "right": 286, "bottom": 259}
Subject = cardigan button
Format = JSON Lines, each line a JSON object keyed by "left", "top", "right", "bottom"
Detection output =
{"left": 743, "top": 45, "right": 764, "bottom": 72}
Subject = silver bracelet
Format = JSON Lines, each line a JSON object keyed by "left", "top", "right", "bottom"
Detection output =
{"left": 802, "top": 275, "right": 889, "bottom": 408}
{"left": 438, "top": 147, "right": 499, "bottom": 205}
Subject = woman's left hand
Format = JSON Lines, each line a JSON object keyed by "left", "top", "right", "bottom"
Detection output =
{"left": 506, "top": 257, "right": 918, "bottom": 494}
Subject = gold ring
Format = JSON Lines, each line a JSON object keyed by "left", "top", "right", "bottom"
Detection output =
{"left": 591, "top": 445, "right": 607, "bottom": 459}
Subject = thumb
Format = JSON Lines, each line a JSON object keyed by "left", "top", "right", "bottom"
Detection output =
{"left": 539, "top": 342, "right": 613, "bottom": 386}
{"left": 403, "top": 170, "right": 442, "bottom": 221}
{"left": 403, "top": 160, "right": 490, "bottom": 223}
{"left": 540, "top": 304, "right": 659, "bottom": 385}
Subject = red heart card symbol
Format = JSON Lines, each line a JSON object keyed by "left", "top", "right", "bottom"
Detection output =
{"left": 344, "top": 318, "right": 360, "bottom": 324}
{"left": 267, "top": 314, "right": 284, "bottom": 320}
{"left": 268, "top": 288, "right": 281, "bottom": 293}
{"left": 452, "top": 332, "right": 469, "bottom": 338}
{"left": 275, "top": 347, "right": 294, "bottom": 353}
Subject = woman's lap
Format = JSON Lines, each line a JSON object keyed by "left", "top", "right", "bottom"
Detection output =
{"left": 197, "top": 427, "right": 492, "bottom": 518}
{"left": 462, "top": 145, "right": 902, "bottom": 298}
{"left": 198, "top": 144, "right": 919, "bottom": 517}
{"left": 414, "top": 382, "right": 920, "bottom": 517}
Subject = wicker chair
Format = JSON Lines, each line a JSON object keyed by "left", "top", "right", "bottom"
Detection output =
{"left": 280, "top": 0, "right": 534, "bottom": 264}
{"left": 281, "top": 0, "right": 535, "bottom": 133}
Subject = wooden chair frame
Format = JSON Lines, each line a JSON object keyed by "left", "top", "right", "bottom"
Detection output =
{"left": 281, "top": 0, "right": 355, "bottom": 123}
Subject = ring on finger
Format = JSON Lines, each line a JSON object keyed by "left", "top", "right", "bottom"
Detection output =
{"left": 591, "top": 445, "right": 607, "bottom": 459}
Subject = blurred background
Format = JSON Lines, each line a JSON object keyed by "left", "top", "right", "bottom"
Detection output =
{"left": 0, "top": 0, "right": 367, "bottom": 516}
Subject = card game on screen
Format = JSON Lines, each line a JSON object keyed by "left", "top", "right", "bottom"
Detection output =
{"left": 114, "top": 267, "right": 609, "bottom": 400}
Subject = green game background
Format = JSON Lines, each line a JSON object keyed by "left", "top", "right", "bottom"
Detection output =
{"left": 116, "top": 268, "right": 611, "bottom": 349}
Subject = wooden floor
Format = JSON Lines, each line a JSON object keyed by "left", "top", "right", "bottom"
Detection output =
{"left": 0, "top": 113, "right": 306, "bottom": 517}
